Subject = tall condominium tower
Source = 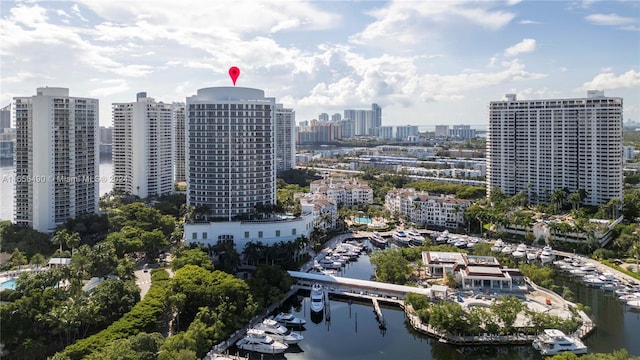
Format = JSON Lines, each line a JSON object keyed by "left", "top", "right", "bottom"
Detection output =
{"left": 275, "top": 104, "right": 296, "bottom": 172}
{"left": 112, "top": 92, "right": 174, "bottom": 199}
{"left": 487, "top": 91, "right": 623, "bottom": 206}
{"left": 173, "top": 102, "right": 186, "bottom": 183}
{"left": 371, "top": 103, "right": 382, "bottom": 129}
{"left": 186, "top": 87, "right": 276, "bottom": 221}
{"left": 14, "top": 87, "right": 98, "bottom": 233}
{"left": 0, "top": 104, "right": 10, "bottom": 130}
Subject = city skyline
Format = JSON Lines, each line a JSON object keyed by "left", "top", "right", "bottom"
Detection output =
{"left": 1, "top": 1, "right": 639, "bottom": 129}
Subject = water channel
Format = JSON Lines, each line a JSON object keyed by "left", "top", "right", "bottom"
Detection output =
{"left": 234, "top": 243, "right": 640, "bottom": 360}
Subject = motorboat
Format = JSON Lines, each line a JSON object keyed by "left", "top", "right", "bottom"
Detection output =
{"left": 619, "top": 292, "right": 640, "bottom": 302}
{"left": 511, "top": 244, "right": 527, "bottom": 259}
{"left": 435, "top": 230, "right": 449, "bottom": 244}
{"left": 491, "top": 239, "right": 504, "bottom": 252}
{"left": 570, "top": 264, "right": 597, "bottom": 277}
{"left": 466, "top": 238, "right": 479, "bottom": 249}
{"left": 310, "top": 283, "right": 324, "bottom": 313}
{"left": 392, "top": 229, "right": 411, "bottom": 247}
{"left": 318, "top": 257, "right": 342, "bottom": 269}
{"left": 527, "top": 250, "right": 539, "bottom": 261}
{"left": 406, "top": 228, "right": 426, "bottom": 246}
{"left": 583, "top": 275, "right": 605, "bottom": 287}
{"left": 369, "top": 232, "right": 388, "bottom": 248}
{"left": 540, "top": 246, "right": 555, "bottom": 263}
{"left": 235, "top": 329, "right": 288, "bottom": 354}
{"left": 627, "top": 300, "right": 640, "bottom": 310}
{"left": 273, "top": 312, "right": 306, "bottom": 327}
{"left": 454, "top": 239, "right": 468, "bottom": 248}
{"left": 501, "top": 245, "right": 513, "bottom": 254}
{"left": 253, "top": 319, "right": 304, "bottom": 344}
{"left": 532, "top": 329, "right": 588, "bottom": 355}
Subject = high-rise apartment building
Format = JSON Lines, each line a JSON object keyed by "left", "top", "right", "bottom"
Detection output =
{"left": 371, "top": 103, "right": 382, "bottom": 129}
{"left": 318, "top": 113, "right": 329, "bottom": 122}
{"left": 173, "top": 102, "right": 186, "bottom": 183}
{"left": 331, "top": 113, "right": 341, "bottom": 122}
{"left": 0, "top": 104, "right": 11, "bottom": 130}
{"left": 449, "top": 125, "right": 476, "bottom": 139}
{"left": 99, "top": 126, "right": 113, "bottom": 144}
{"left": 14, "top": 87, "right": 99, "bottom": 233}
{"left": 186, "top": 87, "right": 276, "bottom": 221}
{"left": 112, "top": 92, "right": 174, "bottom": 199}
{"left": 275, "top": 104, "right": 296, "bottom": 172}
{"left": 435, "top": 125, "right": 449, "bottom": 137}
{"left": 396, "top": 125, "right": 419, "bottom": 140}
{"left": 487, "top": 91, "right": 623, "bottom": 206}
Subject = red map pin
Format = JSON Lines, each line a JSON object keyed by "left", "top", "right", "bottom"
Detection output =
{"left": 229, "top": 66, "right": 240, "bottom": 86}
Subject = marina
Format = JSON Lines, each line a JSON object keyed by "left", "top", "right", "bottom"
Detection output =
{"left": 205, "top": 234, "right": 640, "bottom": 359}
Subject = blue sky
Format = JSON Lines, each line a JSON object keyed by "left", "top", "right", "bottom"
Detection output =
{"left": 1, "top": 0, "right": 638, "bottom": 129}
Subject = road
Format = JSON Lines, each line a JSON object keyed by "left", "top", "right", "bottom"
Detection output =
{"left": 134, "top": 269, "right": 152, "bottom": 298}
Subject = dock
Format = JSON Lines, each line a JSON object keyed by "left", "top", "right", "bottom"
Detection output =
{"left": 371, "top": 298, "right": 386, "bottom": 329}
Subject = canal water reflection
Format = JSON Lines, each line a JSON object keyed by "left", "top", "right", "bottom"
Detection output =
{"left": 270, "top": 242, "right": 640, "bottom": 359}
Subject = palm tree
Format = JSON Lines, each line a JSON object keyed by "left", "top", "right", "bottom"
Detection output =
{"left": 52, "top": 229, "right": 70, "bottom": 253}
{"left": 66, "top": 231, "right": 81, "bottom": 255}
{"left": 550, "top": 189, "right": 566, "bottom": 213}
{"left": 568, "top": 190, "right": 581, "bottom": 211}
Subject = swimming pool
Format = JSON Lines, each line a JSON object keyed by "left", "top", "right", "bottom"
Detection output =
{"left": 0, "top": 278, "right": 17, "bottom": 291}
{"left": 354, "top": 216, "right": 372, "bottom": 224}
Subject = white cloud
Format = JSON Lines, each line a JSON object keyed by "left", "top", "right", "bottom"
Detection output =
{"left": 350, "top": 1, "right": 515, "bottom": 46}
{"left": 519, "top": 19, "right": 540, "bottom": 24}
{"left": 582, "top": 70, "right": 640, "bottom": 90}
{"left": 585, "top": 13, "right": 637, "bottom": 28}
{"left": 504, "top": 38, "right": 537, "bottom": 57}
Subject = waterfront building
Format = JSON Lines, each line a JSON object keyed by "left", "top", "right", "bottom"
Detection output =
{"left": 422, "top": 251, "right": 519, "bottom": 290}
{"left": 396, "top": 125, "right": 419, "bottom": 140}
{"left": 112, "top": 92, "right": 174, "bottom": 199}
{"left": 488, "top": 91, "right": 623, "bottom": 206}
{"left": 310, "top": 177, "right": 373, "bottom": 207}
{"left": 385, "top": 188, "right": 470, "bottom": 228}
{"left": 296, "top": 193, "right": 337, "bottom": 230}
{"left": 14, "top": 87, "right": 99, "bottom": 233}
{"left": 449, "top": 125, "right": 476, "bottom": 139}
{"left": 184, "top": 213, "right": 314, "bottom": 249}
{"left": 434, "top": 125, "right": 449, "bottom": 137}
{"left": 185, "top": 86, "right": 276, "bottom": 221}
{"left": 275, "top": 104, "right": 296, "bottom": 172}
{"left": 173, "top": 102, "right": 186, "bottom": 182}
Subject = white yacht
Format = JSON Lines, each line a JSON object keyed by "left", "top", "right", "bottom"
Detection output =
{"left": 253, "top": 319, "right": 304, "bottom": 344}
{"left": 501, "top": 245, "right": 513, "bottom": 254}
{"left": 369, "top": 232, "right": 388, "bottom": 247}
{"left": 511, "top": 244, "right": 527, "bottom": 259}
{"left": 540, "top": 246, "right": 555, "bottom": 263}
{"left": 435, "top": 230, "right": 449, "bottom": 244}
{"left": 527, "top": 250, "right": 539, "bottom": 261}
{"left": 392, "top": 229, "right": 411, "bottom": 246}
{"left": 491, "top": 239, "right": 504, "bottom": 252}
{"left": 532, "top": 329, "right": 588, "bottom": 356}
{"left": 273, "top": 312, "right": 306, "bottom": 327}
{"left": 235, "top": 329, "right": 288, "bottom": 354}
{"left": 310, "top": 283, "right": 324, "bottom": 313}
{"left": 406, "top": 228, "right": 426, "bottom": 246}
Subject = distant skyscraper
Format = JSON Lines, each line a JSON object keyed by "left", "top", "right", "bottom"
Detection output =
{"left": 371, "top": 103, "right": 382, "bottom": 129}
{"left": 0, "top": 104, "right": 10, "bottom": 130}
{"left": 99, "top": 126, "right": 113, "bottom": 144}
{"left": 186, "top": 87, "right": 276, "bottom": 221}
{"left": 112, "top": 92, "right": 174, "bottom": 199}
{"left": 318, "top": 113, "right": 329, "bottom": 122}
{"left": 275, "top": 104, "right": 296, "bottom": 172}
{"left": 449, "top": 125, "right": 476, "bottom": 139}
{"left": 14, "top": 87, "right": 98, "bottom": 233}
{"left": 435, "top": 125, "right": 449, "bottom": 137}
{"left": 173, "top": 102, "right": 186, "bottom": 183}
{"left": 379, "top": 125, "right": 393, "bottom": 139}
{"left": 487, "top": 91, "right": 623, "bottom": 206}
{"left": 331, "top": 113, "right": 341, "bottom": 122}
{"left": 396, "top": 125, "right": 419, "bottom": 139}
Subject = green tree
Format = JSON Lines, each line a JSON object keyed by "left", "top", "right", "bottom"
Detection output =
{"left": 491, "top": 295, "right": 525, "bottom": 334}
{"left": 171, "top": 247, "right": 214, "bottom": 271}
{"left": 370, "top": 249, "right": 411, "bottom": 284}
{"left": 29, "top": 252, "right": 47, "bottom": 268}
{"left": 9, "top": 247, "right": 28, "bottom": 269}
